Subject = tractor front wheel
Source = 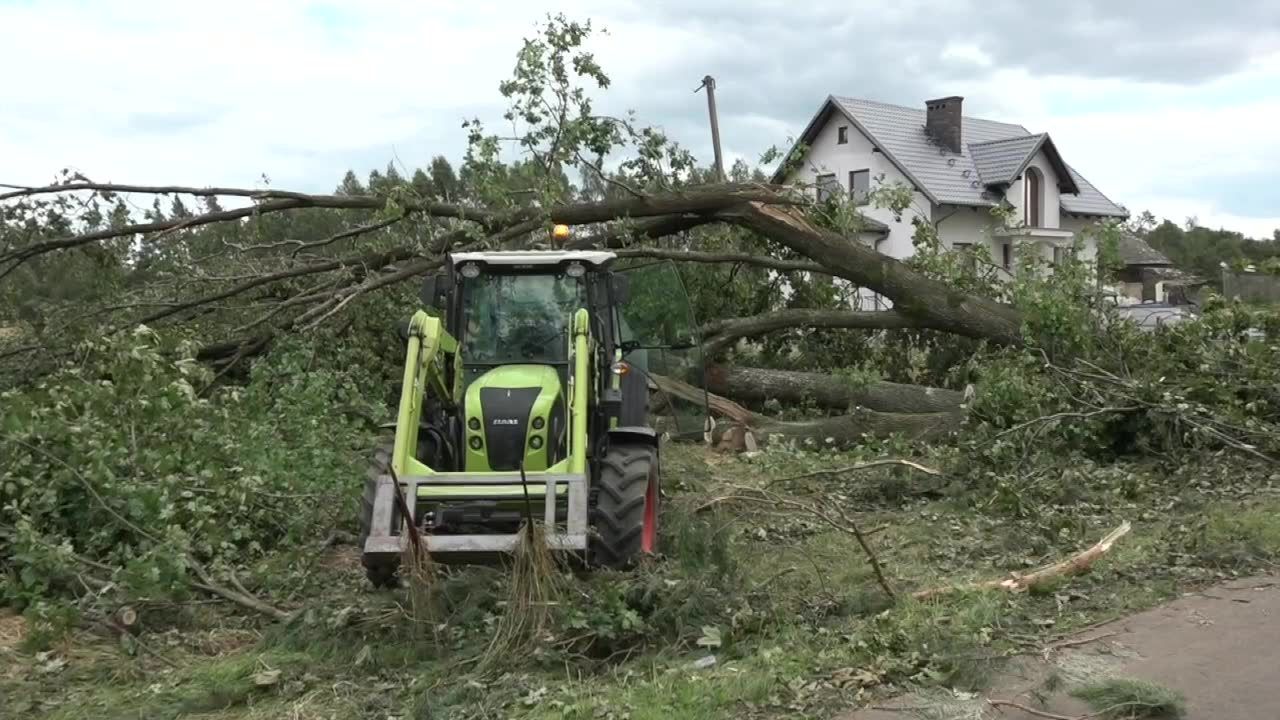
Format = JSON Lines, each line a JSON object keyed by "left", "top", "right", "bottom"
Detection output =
{"left": 590, "top": 443, "right": 659, "bottom": 568}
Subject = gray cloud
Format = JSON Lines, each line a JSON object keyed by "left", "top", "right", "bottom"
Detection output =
{"left": 970, "top": 0, "right": 1280, "bottom": 81}
{"left": 50, "top": 0, "right": 1268, "bottom": 225}
{"left": 123, "top": 110, "right": 219, "bottom": 135}
{"left": 560, "top": 0, "right": 1280, "bottom": 181}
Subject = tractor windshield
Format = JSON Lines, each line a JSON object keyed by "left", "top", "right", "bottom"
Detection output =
{"left": 461, "top": 272, "right": 584, "bottom": 365}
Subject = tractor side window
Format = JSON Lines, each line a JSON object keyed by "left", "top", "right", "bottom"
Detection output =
{"left": 461, "top": 273, "right": 583, "bottom": 364}
{"left": 616, "top": 262, "right": 696, "bottom": 349}
{"left": 615, "top": 260, "right": 706, "bottom": 436}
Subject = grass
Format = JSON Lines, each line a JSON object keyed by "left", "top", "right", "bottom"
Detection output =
{"left": 1071, "top": 678, "right": 1186, "bottom": 719}
{"left": 2, "top": 443, "right": 1272, "bottom": 719}
{"left": 1196, "top": 501, "right": 1280, "bottom": 569}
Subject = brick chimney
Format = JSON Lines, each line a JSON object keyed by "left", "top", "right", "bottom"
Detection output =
{"left": 925, "top": 96, "right": 963, "bottom": 153}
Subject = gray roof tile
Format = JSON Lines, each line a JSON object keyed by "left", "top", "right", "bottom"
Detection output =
{"left": 822, "top": 96, "right": 1127, "bottom": 218}
{"left": 1118, "top": 234, "right": 1172, "bottom": 266}
{"left": 969, "top": 134, "right": 1046, "bottom": 186}
{"left": 1062, "top": 166, "right": 1127, "bottom": 217}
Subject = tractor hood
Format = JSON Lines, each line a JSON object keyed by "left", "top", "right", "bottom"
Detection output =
{"left": 462, "top": 364, "right": 566, "bottom": 472}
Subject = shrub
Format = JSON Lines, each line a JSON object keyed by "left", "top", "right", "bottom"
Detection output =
{"left": 1, "top": 328, "right": 379, "bottom": 608}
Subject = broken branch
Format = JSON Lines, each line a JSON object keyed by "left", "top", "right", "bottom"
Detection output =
{"left": 699, "top": 308, "right": 937, "bottom": 357}
{"left": 190, "top": 560, "right": 292, "bottom": 622}
{"left": 913, "top": 522, "right": 1132, "bottom": 600}
{"left": 612, "top": 247, "right": 828, "bottom": 274}
{"left": 765, "top": 459, "right": 942, "bottom": 487}
{"left": 994, "top": 407, "right": 1140, "bottom": 439}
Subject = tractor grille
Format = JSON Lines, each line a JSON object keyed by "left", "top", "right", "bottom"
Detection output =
{"left": 479, "top": 386, "right": 540, "bottom": 470}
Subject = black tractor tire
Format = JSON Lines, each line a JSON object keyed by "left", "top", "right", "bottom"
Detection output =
{"left": 358, "top": 444, "right": 400, "bottom": 588}
{"left": 590, "top": 443, "right": 659, "bottom": 569}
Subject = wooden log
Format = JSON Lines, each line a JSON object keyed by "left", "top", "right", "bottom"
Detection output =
{"left": 651, "top": 372, "right": 962, "bottom": 450}
{"left": 706, "top": 365, "right": 964, "bottom": 414}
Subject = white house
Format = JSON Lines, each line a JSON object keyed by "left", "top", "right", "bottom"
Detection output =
{"left": 775, "top": 95, "right": 1128, "bottom": 307}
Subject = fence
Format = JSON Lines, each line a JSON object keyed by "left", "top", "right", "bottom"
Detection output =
{"left": 1222, "top": 269, "right": 1280, "bottom": 305}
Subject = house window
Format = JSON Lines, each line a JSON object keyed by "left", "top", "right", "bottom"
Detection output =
{"left": 815, "top": 173, "right": 839, "bottom": 202}
{"left": 1024, "top": 167, "right": 1044, "bottom": 228}
{"left": 837, "top": 126, "right": 849, "bottom": 144}
{"left": 1001, "top": 243, "right": 1012, "bottom": 271}
{"left": 1052, "top": 245, "right": 1072, "bottom": 266}
{"left": 849, "top": 169, "right": 870, "bottom": 205}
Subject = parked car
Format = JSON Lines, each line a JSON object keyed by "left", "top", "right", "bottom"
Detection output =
{"left": 1112, "top": 303, "right": 1195, "bottom": 331}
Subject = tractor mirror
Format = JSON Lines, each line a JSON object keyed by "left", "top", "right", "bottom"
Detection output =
{"left": 610, "top": 274, "right": 630, "bottom": 303}
{"left": 419, "top": 273, "right": 446, "bottom": 308}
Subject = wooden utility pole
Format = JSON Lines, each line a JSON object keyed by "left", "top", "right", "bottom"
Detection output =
{"left": 697, "top": 75, "right": 725, "bottom": 181}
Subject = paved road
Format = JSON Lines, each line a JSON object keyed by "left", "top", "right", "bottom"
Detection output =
{"left": 846, "top": 576, "right": 1280, "bottom": 720}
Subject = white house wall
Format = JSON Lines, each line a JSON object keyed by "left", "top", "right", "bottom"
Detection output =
{"left": 935, "top": 205, "right": 1014, "bottom": 276}
{"left": 939, "top": 205, "right": 999, "bottom": 252}
{"left": 1060, "top": 215, "right": 1102, "bottom": 262}
{"left": 795, "top": 111, "right": 930, "bottom": 260}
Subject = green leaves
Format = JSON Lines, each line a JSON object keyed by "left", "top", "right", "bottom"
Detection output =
{"left": 1, "top": 331, "right": 376, "bottom": 608}
{"left": 696, "top": 625, "right": 723, "bottom": 648}
{"left": 467, "top": 14, "right": 619, "bottom": 208}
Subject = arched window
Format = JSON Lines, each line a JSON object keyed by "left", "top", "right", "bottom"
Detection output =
{"left": 1024, "top": 167, "right": 1043, "bottom": 228}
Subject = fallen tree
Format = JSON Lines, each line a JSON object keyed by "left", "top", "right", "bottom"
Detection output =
{"left": 0, "top": 181, "right": 1029, "bottom": 363}
{"left": 652, "top": 373, "right": 962, "bottom": 450}
{"left": 728, "top": 408, "right": 963, "bottom": 449}
{"left": 720, "top": 202, "right": 1025, "bottom": 345}
{"left": 0, "top": 14, "right": 1043, "bottom": 424}
{"left": 1, "top": 184, "right": 1047, "bottom": 403}
{"left": 697, "top": 309, "right": 943, "bottom": 358}
{"left": 705, "top": 365, "right": 965, "bottom": 414}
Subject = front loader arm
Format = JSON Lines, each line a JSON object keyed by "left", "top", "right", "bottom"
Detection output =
{"left": 568, "top": 308, "right": 590, "bottom": 474}
{"left": 393, "top": 310, "right": 461, "bottom": 476}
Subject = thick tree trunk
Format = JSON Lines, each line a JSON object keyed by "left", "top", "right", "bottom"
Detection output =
{"left": 651, "top": 372, "right": 962, "bottom": 450}
{"left": 699, "top": 309, "right": 937, "bottom": 357}
{"left": 721, "top": 202, "right": 1024, "bottom": 345}
{"left": 706, "top": 365, "right": 964, "bottom": 414}
{"left": 745, "top": 409, "right": 962, "bottom": 445}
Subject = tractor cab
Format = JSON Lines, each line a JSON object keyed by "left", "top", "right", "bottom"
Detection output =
{"left": 359, "top": 249, "right": 699, "bottom": 584}
{"left": 430, "top": 251, "right": 633, "bottom": 474}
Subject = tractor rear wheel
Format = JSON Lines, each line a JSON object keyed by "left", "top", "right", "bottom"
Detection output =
{"left": 358, "top": 445, "right": 400, "bottom": 588}
{"left": 590, "top": 443, "right": 659, "bottom": 568}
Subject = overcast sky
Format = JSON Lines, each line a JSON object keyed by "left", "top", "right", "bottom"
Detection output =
{"left": 2, "top": 0, "right": 1278, "bottom": 237}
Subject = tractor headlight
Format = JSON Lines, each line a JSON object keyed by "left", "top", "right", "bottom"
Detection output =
{"left": 469, "top": 436, "right": 483, "bottom": 451}
{"left": 468, "top": 417, "right": 481, "bottom": 431}
{"left": 565, "top": 262, "right": 585, "bottom": 278}
{"left": 610, "top": 361, "right": 631, "bottom": 376}
{"left": 529, "top": 435, "right": 544, "bottom": 450}
{"left": 459, "top": 263, "right": 480, "bottom": 279}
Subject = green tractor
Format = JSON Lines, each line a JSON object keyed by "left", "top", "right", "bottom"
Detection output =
{"left": 359, "top": 249, "right": 696, "bottom": 586}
